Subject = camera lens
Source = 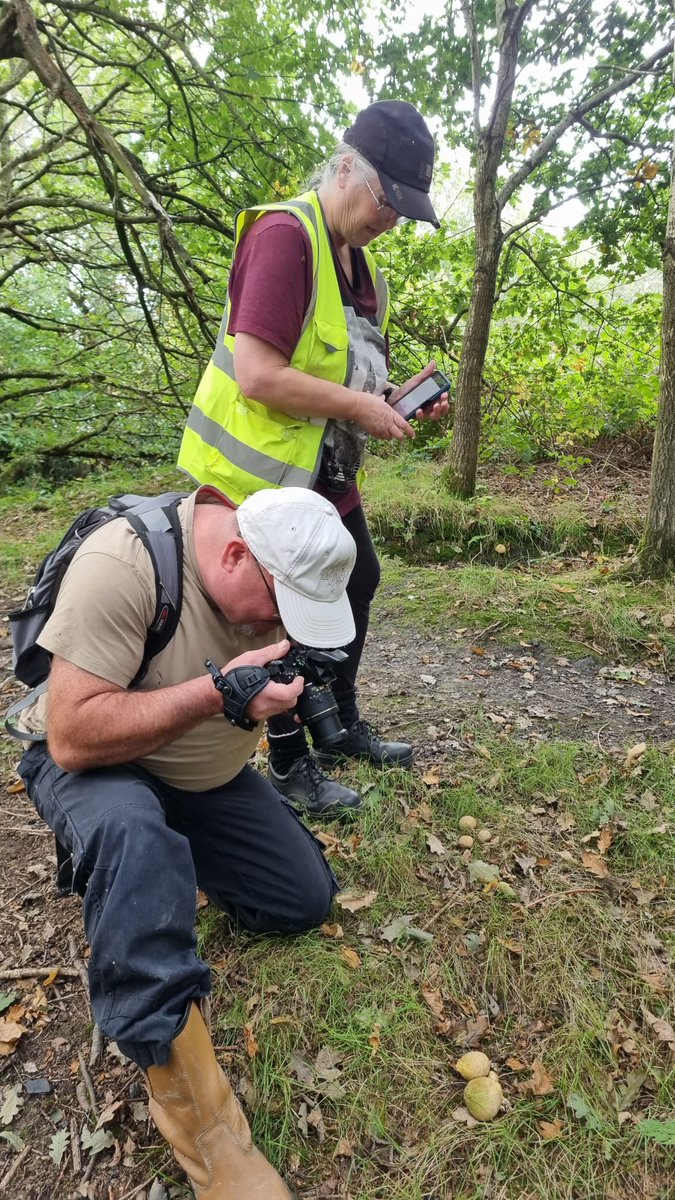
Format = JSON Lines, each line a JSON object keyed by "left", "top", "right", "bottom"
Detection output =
{"left": 297, "top": 683, "right": 346, "bottom": 748}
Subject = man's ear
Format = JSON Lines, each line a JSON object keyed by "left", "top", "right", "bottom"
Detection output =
{"left": 220, "top": 535, "right": 248, "bottom": 575}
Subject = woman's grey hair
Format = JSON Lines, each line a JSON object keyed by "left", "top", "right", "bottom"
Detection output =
{"left": 306, "top": 142, "right": 378, "bottom": 191}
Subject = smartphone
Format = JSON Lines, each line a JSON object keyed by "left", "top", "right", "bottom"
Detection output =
{"left": 391, "top": 370, "right": 451, "bottom": 422}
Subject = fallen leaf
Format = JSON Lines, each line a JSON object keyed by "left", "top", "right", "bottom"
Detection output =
{"left": 0, "top": 1020, "right": 27, "bottom": 1056}
{"left": 642, "top": 1007, "right": 675, "bottom": 1057}
{"left": 334, "top": 1137, "right": 353, "bottom": 1157}
{"left": 336, "top": 890, "right": 378, "bottom": 913}
{"left": 426, "top": 834, "right": 447, "bottom": 855}
{"left": 421, "top": 770, "right": 441, "bottom": 787}
{"left": 243, "top": 1022, "right": 259, "bottom": 1058}
{"left": 0, "top": 1085, "right": 24, "bottom": 1125}
{"left": 581, "top": 851, "right": 608, "bottom": 879}
{"left": 49, "top": 1128, "right": 70, "bottom": 1166}
{"left": 320, "top": 922, "right": 344, "bottom": 939}
{"left": 538, "top": 1118, "right": 564, "bottom": 1140}
{"left": 624, "top": 742, "right": 647, "bottom": 769}
{"left": 525, "top": 1058, "right": 555, "bottom": 1096}
{"left": 340, "top": 947, "right": 361, "bottom": 970}
{"left": 468, "top": 860, "right": 500, "bottom": 885}
{"left": 368, "top": 1024, "right": 381, "bottom": 1055}
{"left": 421, "top": 986, "right": 445, "bottom": 1019}
{"left": 451, "top": 1105, "right": 479, "bottom": 1128}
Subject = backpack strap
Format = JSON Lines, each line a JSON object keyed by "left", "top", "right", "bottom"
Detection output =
{"left": 124, "top": 497, "right": 184, "bottom": 686}
{"left": 5, "top": 493, "right": 186, "bottom": 738}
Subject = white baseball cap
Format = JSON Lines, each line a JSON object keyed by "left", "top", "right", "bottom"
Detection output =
{"left": 237, "top": 488, "right": 356, "bottom": 648}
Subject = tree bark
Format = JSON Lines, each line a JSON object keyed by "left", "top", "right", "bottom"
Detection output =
{"left": 639, "top": 129, "right": 675, "bottom": 577}
{"left": 446, "top": 0, "right": 529, "bottom": 497}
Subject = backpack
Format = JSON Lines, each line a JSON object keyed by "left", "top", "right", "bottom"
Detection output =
{"left": 6, "top": 491, "right": 188, "bottom": 738}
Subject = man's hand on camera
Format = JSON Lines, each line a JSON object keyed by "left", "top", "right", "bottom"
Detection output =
{"left": 386, "top": 360, "right": 450, "bottom": 423}
{"left": 222, "top": 639, "right": 304, "bottom": 720}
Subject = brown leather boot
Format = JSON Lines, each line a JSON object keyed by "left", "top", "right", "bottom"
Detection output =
{"left": 146, "top": 1001, "right": 292, "bottom": 1199}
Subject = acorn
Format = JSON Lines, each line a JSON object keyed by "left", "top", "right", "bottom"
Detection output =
{"left": 464, "top": 1074, "right": 503, "bottom": 1121}
{"left": 455, "top": 1051, "right": 491, "bottom": 1080}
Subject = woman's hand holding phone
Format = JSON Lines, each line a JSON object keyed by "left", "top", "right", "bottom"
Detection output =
{"left": 386, "top": 361, "right": 451, "bottom": 423}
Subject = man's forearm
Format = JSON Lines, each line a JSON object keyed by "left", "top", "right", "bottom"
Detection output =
{"left": 48, "top": 675, "right": 220, "bottom": 772}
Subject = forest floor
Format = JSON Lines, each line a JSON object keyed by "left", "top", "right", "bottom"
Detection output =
{"left": 0, "top": 452, "right": 673, "bottom": 1200}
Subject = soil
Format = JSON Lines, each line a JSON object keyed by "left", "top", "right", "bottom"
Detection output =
{"left": 0, "top": 442, "right": 672, "bottom": 1199}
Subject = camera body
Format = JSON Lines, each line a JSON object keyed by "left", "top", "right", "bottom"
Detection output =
{"left": 267, "top": 645, "right": 348, "bottom": 748}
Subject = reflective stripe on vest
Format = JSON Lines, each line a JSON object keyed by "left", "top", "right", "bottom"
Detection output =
{"left": 178, "top": 190, "right": 390, "bottom": 502}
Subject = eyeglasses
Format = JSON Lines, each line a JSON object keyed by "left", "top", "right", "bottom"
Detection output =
{"left": 355, "top": 163, "right": 401, "bottom": 225}
{"left": 253, "top": 557, "right": 280, "bottom": 620}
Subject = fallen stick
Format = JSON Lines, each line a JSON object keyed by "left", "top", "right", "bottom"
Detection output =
{"left": 0, "top": 966, "right": 79, "bottom": 980}
{"left": 77, "top": 1049, "right": 98, "bottom": 1119}
{"left": 0, "top": 1145, "right": 30, "bottom": 1193}
{"left": 524, "top": 886, "right": 601, "bottom": 909}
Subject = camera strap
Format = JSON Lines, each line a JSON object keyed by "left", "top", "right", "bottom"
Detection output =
{"left": 204, "top": 659, "right": 271, "bottom": 731}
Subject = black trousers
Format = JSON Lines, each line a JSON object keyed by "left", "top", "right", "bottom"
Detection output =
{"left": 268, "top": 502, "right": 381, "bottom": 759}
{"left": 19, "top": 743, "right": 338, "bottom": 1069}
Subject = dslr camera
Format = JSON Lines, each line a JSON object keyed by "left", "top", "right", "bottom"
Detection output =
{"left": 266, "top": 645, "right": 347, "bottom": 748}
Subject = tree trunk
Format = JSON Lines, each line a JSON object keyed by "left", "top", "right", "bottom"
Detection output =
{"left": 445, "top": 0, "right": 529, "bottom": 498}
{"left": 446, "top": 224, "right": 502, "bottom": 498}
{"left": 639, "top": 130, "right": 675, "bottom": 577}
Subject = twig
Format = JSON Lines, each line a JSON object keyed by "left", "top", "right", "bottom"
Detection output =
{"left": 70, "top": 1116, "right": 81, "bottom": 1174}
{"left": 117, "top": 1175, "right": 158, "bottom": 1200}
{"left": 68, "top": 934, "right": 92, "bottom": 1017}
{"left": 523, "top": 886, "right": 601, "bottom": 909}
{"left": 0, "top": 1145, "right": 30, "bottom": 1193}
{"left": 0, "top": 966, "right": 79, "bottom": 980}
{"left": 89, "top": 1022, "right": 104, "bottom": 1069}
{"left": 77, "top": 1049, "right": 98, "bottom": 1119}
{"left": 423, "top": 891, "right": 464, "bottom": 930}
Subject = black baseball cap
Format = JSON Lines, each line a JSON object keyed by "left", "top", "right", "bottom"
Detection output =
{"left": 344, "top": 101, "right": 439, "bottom": 228}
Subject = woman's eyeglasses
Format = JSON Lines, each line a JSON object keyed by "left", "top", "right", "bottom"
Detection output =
{"left": 355, "top": 163, "right": 402, "bottom": 224}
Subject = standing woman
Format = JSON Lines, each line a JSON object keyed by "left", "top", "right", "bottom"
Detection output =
{"left": 179, "top": 101, "right": 448, "bottom": 814}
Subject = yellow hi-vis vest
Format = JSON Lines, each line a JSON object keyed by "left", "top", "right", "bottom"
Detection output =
{"left": 177, "top": 190, "right": 390, "bottom": 503}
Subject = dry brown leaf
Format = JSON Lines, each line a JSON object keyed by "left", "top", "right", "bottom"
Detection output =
{"left": 642, "top": 1006, "right": 675, "bottom": 1056}
{"left": 336, "top": 890, "right": 378, "bottom": 913}
{"left": 320, "top": 922, "right": 344, "bottom": 939}
{"left": 243, "top": 1022, "right": 259, "bottom": 1058}
{"left": 505, "top": 1056, "right": 528, "bottom": 1071}
{"left": 368, "top": 1024, "right": 381, "bottom": 1055}
{"left": 340, "top": 947, "right": 362, "bottom": 970}
{"left": 421, "top": 985, "right": 445, "bottom": 1019}
{"left": 196, "top": 890, "right": 209, "bottom": 909}
{"left": 538, "top": 1119, "right": 564, "bottom": 1140}
{"left": 581, "top": 851, "right": 609, "bottom": 878}
{"left": 525, "top": 1057, "right": 555, "bottom": 1096}
{"left": 624, "top": 742, "right": 647, "bottom": 769}
{"left": 0, "top": 1019, "right": 27, "bottom": 1056}
{"left": 597, "top": 827, "right": 614, "bottom": 854}
{"left": 421, "top": 770, "right": 441, "bottom": 787}
{"left": 334, "top": 1137, "right": 353, "bottom": 1157}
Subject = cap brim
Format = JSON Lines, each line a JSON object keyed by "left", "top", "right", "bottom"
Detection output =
{"left": 379, "top": 168, "right": 440, "bottom": 228}
{"left": 275, "top": 580, "right": 355, "bottom": 649}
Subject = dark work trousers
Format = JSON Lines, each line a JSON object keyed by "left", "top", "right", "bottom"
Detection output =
{"left": 18, "top": 742, "right": 338, "bottom": 1069}
{"left": 268, "top": 502, "right": 381, "bottom": 765}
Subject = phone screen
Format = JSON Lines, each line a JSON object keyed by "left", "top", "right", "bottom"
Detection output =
{"left": 392, "top": 370, "right": 450, "bottom": 419}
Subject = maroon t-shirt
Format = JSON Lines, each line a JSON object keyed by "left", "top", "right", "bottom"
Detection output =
{"left": 226, "top": 211, "right": 387, "bottom": 515}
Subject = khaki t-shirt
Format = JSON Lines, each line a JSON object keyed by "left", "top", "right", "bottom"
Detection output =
{"left": 19, "top": 492, "right": 280, "bottom": 790}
